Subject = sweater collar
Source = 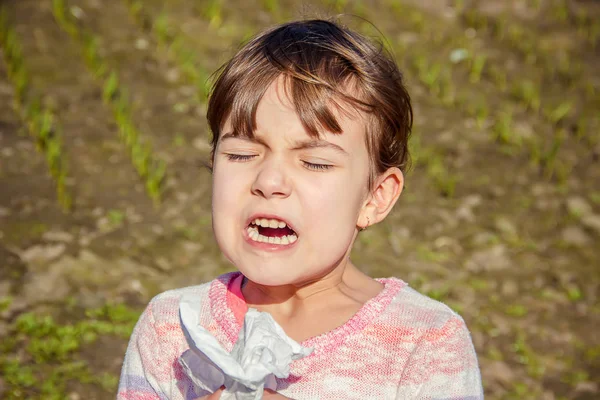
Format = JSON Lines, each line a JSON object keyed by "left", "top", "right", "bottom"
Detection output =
{"left": 209, "top": 271, "right": 406, "bottom": 355}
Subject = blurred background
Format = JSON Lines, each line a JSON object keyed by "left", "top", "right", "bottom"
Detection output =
{"left": 0, "top": 0, "right": 598, "bottom": 398}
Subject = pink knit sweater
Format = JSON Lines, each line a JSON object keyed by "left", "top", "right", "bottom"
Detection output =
{"left": 117, "top": 272, "right": 483, "bottom": 399}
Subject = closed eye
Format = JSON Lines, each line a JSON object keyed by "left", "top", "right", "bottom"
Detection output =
{"left": 226, "top": 154, "right": 332, "bottom": 171}
{"left": 302, "top": 161, "right": 333, "bottom": 171}
{"left": 226, "top": 154, "right": 256, "bottom": 162}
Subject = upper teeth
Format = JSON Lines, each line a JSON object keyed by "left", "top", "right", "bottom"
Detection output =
{"left": 253, "top": 218, "right": 287, "bottom": 229}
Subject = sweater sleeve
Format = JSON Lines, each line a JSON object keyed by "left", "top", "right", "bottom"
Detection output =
{"left": 117, "top": 300, "right": 169, "bottom": 400}
{"left": 396, "top": 315, "right": 484, "bottom": 400}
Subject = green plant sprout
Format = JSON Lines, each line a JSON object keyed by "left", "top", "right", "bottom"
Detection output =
{"left": 492, "top": 108, "right": 521, "bottom": 148}
{"left": 511, "top": 79, "right": 541, "bottom": 112}
{"left": 102, "top": 71, "right": 119, "bottom": 103}
{"left": 325, "top": 0, "right": 349, "bottom": 13}
{"left": 2, "top": 304, "right": 140, "bottom": 398}
{"left": 82, "top": 34, "right": 107, "bottom": 78}
{"left": 552, "top": 0, "right": 569, "bottom": 23}
{"left": 51, "top": 0, "right": 167, "bottom": 205}
{"left": 469, "top": 54, "right": 486, "bottom": 84}
{"left": 200, "top": 0, "right": 223, "bottom": 29}
{"left": 540, "top": 128, "right": 566, "bottom": 181}
{"left": 52, "top": 0, "right": 79, "bottom": 37}
{"left": 512, "top": 331, "right": 546, "bottom": 379}
{"left": 385, "top": 0, "right": 589, "bottom": 193}
{"left": 123, "top": 2, "right": 213, "bottom": 102}
{"left": 0, "top": 7, "right": 72, "bottom": 210}
{"left": 545, "top": 102, "right": 572, "bottom": 126}
{"left": 262, "top": 0, "right": 281, "bottom": 18}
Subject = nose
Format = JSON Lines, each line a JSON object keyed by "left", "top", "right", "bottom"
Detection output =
{"left": 251, "top": 157, "right": 291, "bottom": 199}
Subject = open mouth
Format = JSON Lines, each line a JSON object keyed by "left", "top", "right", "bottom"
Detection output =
{"left": 246, "top": 217, "right": 298, "bottom": 245}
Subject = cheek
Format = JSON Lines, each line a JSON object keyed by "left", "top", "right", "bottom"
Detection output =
{"left": 212, "top": 161, "right": 245, "bottom": 203}
{"left": 303, "top": 174, "right": 364, "bottom": 230}
{"left": 211, "top": 165, "right": 243, "bottom": 229}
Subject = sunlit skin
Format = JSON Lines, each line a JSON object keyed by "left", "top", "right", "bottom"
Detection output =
{"left": 200, "top": 77, "right": 403, "bottom": 399}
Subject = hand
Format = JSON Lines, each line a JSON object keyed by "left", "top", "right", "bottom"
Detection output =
{"left": 263, "top": 389, "right": 293, "bottom": 399}
{"left": 195, "top": 386, "right": 224, "bottom": 400}
{"left": 195, "top": 387, "right": 292, "bottom": 399}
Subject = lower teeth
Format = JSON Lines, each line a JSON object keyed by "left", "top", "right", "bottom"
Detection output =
{"left": 247, "top": 227, "right": 297, "bottom": 244}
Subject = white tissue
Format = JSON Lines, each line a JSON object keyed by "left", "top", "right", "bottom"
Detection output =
{"left": 179, "top": 296, "right": 313, "bottom": 400}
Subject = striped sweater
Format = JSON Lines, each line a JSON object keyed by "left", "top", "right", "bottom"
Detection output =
{"left": 117, "top": 272, "right": 484, "bottom": 399}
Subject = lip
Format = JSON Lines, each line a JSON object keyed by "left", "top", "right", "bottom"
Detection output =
{"left": 243, "top": 213, "right": 299, "bottom": 252}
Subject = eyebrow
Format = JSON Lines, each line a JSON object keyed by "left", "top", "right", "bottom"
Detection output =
{"left": 220, "top": 132, "right": 269, "bottom": 147}
{"left": 291, "top": 139, "right": 349, "bottom": 155}
{"left": 220, "top": 132, "right": 348, "bottom": 156}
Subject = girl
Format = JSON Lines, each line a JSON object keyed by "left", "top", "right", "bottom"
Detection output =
{"left": 118, "top": 19, "right": 483, "bottom": 400}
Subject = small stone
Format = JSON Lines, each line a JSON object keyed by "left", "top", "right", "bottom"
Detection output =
{"left": 21, "top": 263, "right": 70, "bottom": 304}
{"left": 68, "top": 391, "right": 82, "bottom": 400}
{"left": 567, "top": 196, "right": 592, "bottom": 218}
{"left": 151, "top": 225, "right": 164, "bottom": 235}
{"left": 182, "top": 241, "right": 203, "bottom": 253}
{"left": 70, "top": 6, "right": 85, "bottom": 20}
{"left": 465, "top": 28, "right": 476, "bottom": 39}
{"left": 78, "top": 250, "right": 105, "bottom": 266}
{"left": 582, "top": 214, "right": 600, "bottom": 235}
{"left": 0, "top": 319, "right": 8, "bottom": 334}
{"left": 561, "top": 226, "right": 591, "bottom": 247}
{"left": 433, "top": 236, "right": 461, "bottom": 254}
{"left": 96, "top": 217, "right": 112, "bottom": 232}
{"left": 466, "top": 245, "right": 510, "bottom": 272}
{"left": 490, "top": 186, "right": 506, "bottom": 197}
{"left": 514, "top": 121, "right": 534, "bottom": 141}
{"left": 470, "top": 231, "right": 499, "bottom": 247}
{"left": 193, "top": 137, "right": 211, "bottom": 152}
{"left": 173, "top": 102, "right": 190, "bottom": 114}
{"left": 456, "top": 194, "right": 482, "bottom": 222}
{"left": 79, "top": 235, "right": 91, "bottom": 247}
{"left": 501, "top": 280, "right": 518, "bottom": 297}
{"left": 449, "top": 48, "right": 469, "bottom": 64}
{"left": 21, "top": 244, "right": 66, "bottom": 265}
{"left": 456, "top": 205, "right": 475, "bottom": 222}
{"left": 531, "top": 183, "right": 550, "bottom": 196}
{"left": 484, "top": 360, "right": 515, "bottom": 386}
{"left": 464, "top": 194, "right": 483, "bottom": 208}
{"left": 494, "top": 216, "right": 517, "bottom": 237}
{"left": 0, "top": 82, "right": 12, "bottom": 94}
{"left": 179, "top": 85, "right": 197, "bottom": 97}
{"left": 155, "top": 257, "right": 172, "bottom": 272}
{"left": 166, "top": 68, "right": 180, "bottom": 82}
{"left": 130, "top": 279, "right": 143, "bottom": 293}
{"left": 135, "top": 38, "right": 149, "bottom": 50}
{"left": 574, "top": 381, "right": 598, "bottom": 394}
{"left": 42, "top": 230, "right": 74, "bottom": 243}
{"left": 0, "top": 207, "right": 9, "bottom": 217}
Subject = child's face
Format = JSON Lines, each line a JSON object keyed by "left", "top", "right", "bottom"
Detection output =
{"left": 211, "top": 78, "right": 372, "bottom": 286}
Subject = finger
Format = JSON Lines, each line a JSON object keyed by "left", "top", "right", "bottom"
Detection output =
{"left": 263, "top": 389, "right": 292, "bottom": 399}
{"left": 197, "top": 386, "right": 225, "bottom": 400}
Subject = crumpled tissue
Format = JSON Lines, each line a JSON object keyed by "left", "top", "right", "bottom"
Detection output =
{"left": 178, "top": 296, "right": 313, "bottom": 400}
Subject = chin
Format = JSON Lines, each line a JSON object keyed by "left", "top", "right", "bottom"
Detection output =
{"left": 238, "top": 266, "right": 300, "bottom": 287}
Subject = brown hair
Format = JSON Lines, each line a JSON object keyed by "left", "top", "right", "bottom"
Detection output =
{"left": 207, "top": 18, "right": 413, "bottom": 189}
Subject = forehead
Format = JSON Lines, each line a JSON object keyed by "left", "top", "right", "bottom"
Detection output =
{"left": 222, "top": 77, "right": 368, "bottom": 149}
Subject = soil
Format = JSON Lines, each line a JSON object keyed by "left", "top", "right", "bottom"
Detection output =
{"left": 0, "top": 0, "right": 598, "bottom": 399}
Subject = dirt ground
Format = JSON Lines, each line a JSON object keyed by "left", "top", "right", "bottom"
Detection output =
{"left": 0, "top": 0, "right": 599, "bottom": 399}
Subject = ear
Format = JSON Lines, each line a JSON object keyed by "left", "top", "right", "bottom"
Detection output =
{"left": 358, "top": 167, "right": 404, "bottom": 229}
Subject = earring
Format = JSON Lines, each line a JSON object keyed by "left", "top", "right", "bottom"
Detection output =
{"left": 360, "top": 216, "right": 370, "bottom": 232}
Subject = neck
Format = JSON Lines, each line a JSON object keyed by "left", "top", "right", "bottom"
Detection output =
{"left": 241, "top": 261, "right": 374, "bottom": 317}
{"left": 244, "top": 268, "right": 344, "bottom": 301}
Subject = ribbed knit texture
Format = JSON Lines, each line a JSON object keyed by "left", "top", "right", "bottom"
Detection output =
{"left": 117, "top": 272, "right": 483, "bottom": 399}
